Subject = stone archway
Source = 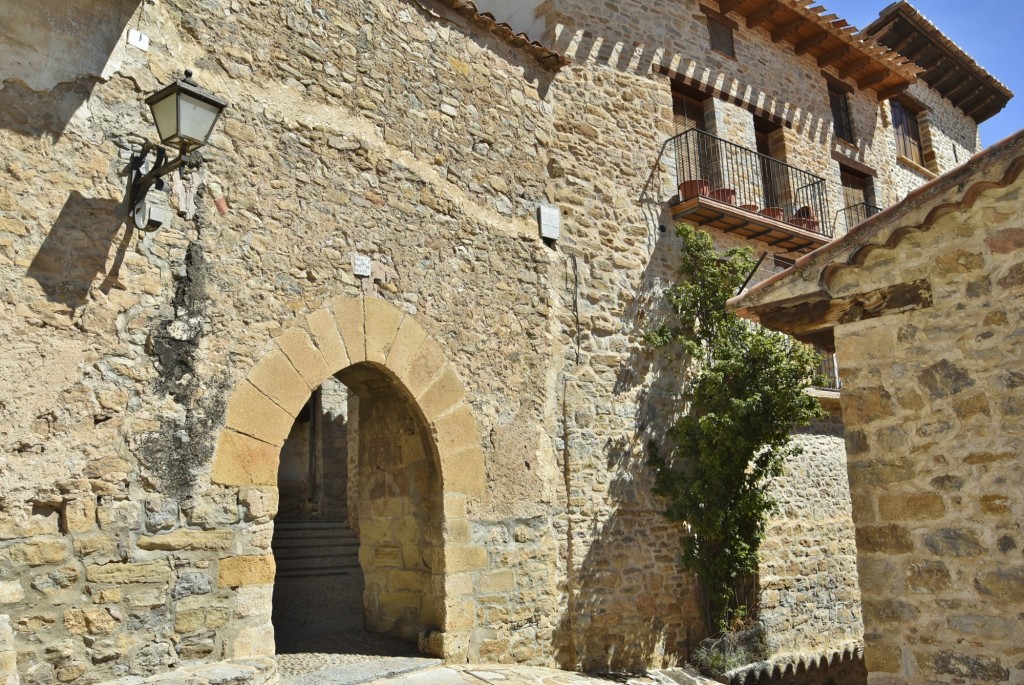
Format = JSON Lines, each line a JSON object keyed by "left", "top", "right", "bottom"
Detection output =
{"left": 209, "top": 297, "right": 486, "bottom": 660}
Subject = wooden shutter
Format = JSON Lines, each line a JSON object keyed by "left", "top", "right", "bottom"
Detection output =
{"left": 891, "top": 99, "right": 922, "bottom": 165}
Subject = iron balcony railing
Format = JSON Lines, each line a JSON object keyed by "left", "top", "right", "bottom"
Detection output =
{"left": 670, "top": 128, "right": 832, "bottom": 239}
{"left": 834, "top": 201, "right": 883, "bottom": 233}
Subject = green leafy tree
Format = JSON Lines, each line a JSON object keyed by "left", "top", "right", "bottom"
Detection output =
{"left": 648, "top": 224, "right": 825, "bottom": 633}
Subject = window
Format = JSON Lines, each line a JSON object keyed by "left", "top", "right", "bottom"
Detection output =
{"left": 829, "top": 85, "right": 854, "bottom": 143}
{"left": 708, "top": 17, "right": 735, "bottom": 57}
{"left": 671, "top": 85, "right": 708, "bottom": 134}
{"left": 839, "top": 166, "right": 878, "bottom": 228}
{"left": 891, "top": 98, "right": 923, "bottom": 166}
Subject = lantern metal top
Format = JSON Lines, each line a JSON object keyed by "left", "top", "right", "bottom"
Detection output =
{"left": 144, "top": 69, "right": 229, "bottom": 153}
{"left": 144, "top": 69, "right": 228, "bottom": 118}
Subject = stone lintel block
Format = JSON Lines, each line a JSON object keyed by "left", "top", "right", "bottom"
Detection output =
{"left": 239, "top": 487, "right": 279, "bottom": 522}
{"left": 440, "top": 630, "right": 471, "bottom": 661}
{"left": 218, "top": 555, "right": 276, "bottom": 587}
{"left": 387, "top": 570, "right": 425, "bottom": 593}
{"left": 878, "top": 492, "right": 945, "bottom": 521}
{"left": 364, "top": 298, "right": 405, "bottom": 364}
{"left": 136, "top": 530, "right": 234, "bottom": 551}
{"left": 417, "top": 365, "right": 466, "bottom": 423}
{"left": 441, "top": 445, "right": 486, "bottom": 497}
{"left": 60, "top": 497, "right": 96, "bottom": 534}
{"left": 477, "top": 569, "right": 515, "bottom": 594}
{"left": 332, "top": 297, "right": 366, "bottom": 364}
{"left": 445, "top": 572, "right": 476, "bottom": 599}
{"left": 211, "top": 429, "right": 280, "bottom": 487}
{"left": 85, "top": 562, "right": 171, "bottom": 584}
{"left": 306, "top": 307, "right": 350, "bottom": 373}
{"left": 0, "top": 539, "right": 68, "bottom": 567}
{"left": 433, "top": 404, "right": 481, "bottom": 461}
{"left": 275, "top": 327, "right": 330, "bottom": 390}
{"left": 445, "top": 546, "right": 488, "bottom": 573}
{"left": 444, "top": 518, "right": 471, "bottom": 545}
{"left": 443, "top": 493, "right": 467, "bottom": 519}
{"left": 386, "top": 316, "right": 428, "bottom": 379}
{"left": 403, "top": 336, "right": 448, "bottom": 399}
{"left": 231, "top": 621, "right": 275, "bottom": 658}
{"left": 225, "top": 380, "right": 294, "bottom": 447}
{"left": 444, "top": 597, "right": 477, "bottom": 630}
{"left": 246, "top": 351, "right": 312, "bottom": 417}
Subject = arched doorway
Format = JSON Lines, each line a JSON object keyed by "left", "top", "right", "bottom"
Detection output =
{"left": 210, "top": 297, "right": 488, "bottom": 663}
{"left": 271, "top": 362, "right": 443, "bottom": 655}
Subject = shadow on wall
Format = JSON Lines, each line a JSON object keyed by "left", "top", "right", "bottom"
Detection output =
{"left": 0, "top": 0, "right": 142, "bottom": 140}
{"left": 554, "top": 218, "right": 707, "bottom": 671}
{"left": 26, "top": 191, "right": 128, "bottom": 310}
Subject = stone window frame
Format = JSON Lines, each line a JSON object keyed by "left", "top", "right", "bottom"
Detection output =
{"left": 890, "top": 96, "right": 938, "bottom": 175}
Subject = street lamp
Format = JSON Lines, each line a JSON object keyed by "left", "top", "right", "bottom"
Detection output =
{"left": 127, "top": 70, "right": 228, "bottom": 229}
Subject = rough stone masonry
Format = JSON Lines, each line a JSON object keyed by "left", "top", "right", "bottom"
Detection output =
{"left": 0, "top": 0, "right": 993, "bottom": 683}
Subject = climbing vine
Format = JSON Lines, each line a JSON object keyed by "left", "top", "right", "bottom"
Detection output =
{"left": 647, "top": 224, "right": 825, "bottom": 634}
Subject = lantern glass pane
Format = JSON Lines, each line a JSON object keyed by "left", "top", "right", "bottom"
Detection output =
{"left": 149, "top": 93, "right": 179, "bottom": 144}
{"left": 178, "top": 93, "right": 221, "bottom": 146}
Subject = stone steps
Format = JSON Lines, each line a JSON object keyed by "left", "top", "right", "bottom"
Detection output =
{"left": 273, "top": 520, "right": 361, "bottom": 578}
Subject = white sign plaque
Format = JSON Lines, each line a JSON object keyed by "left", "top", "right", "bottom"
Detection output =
{"left": 352, "top": 254, "right": 372, "bottom": 278}
{"left": 538, "top": 203, "right": 560, "bottom": 240}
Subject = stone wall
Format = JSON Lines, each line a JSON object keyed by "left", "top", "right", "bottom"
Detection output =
{"left": 0, "top": 0, "right": 982, "bottom": 681}
{"left": 831, "top": 179, "right": 1024, "bottom": 684}
{"left": 730, "top": 136, "right": 1024, "bottom": 684}
{"left": 760, "top": 417, "right": 863, "bottom": 658}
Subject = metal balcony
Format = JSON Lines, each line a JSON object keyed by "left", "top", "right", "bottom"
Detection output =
{"left": 667, "top": 129, "right": 833, "bottom": 253}
{"left": 834, "top": 201, "right": 883, "bottom": 234}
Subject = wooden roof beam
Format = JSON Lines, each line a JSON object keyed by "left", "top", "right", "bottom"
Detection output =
{"left": 746, "top": 3, "right": 779, "bottom": 29}
{"left": 931, "top": 68, "right": 965, "bottom": 96}
{"left": 904, "top": 40, "right": 938, "bottom": 64}
{"left": 946, "top": 81, "right": 984, "bottom": 103}
{"left": 889, "top": 30, "right": 920, "bottom": 54}
{"left": 857, "top": 70, "right": 889, "bottom": 90}
{"left": 817, "top": 45, "right": 849, "bottom": 68}
{"left": 794, "top": 30, "right": 828, "bottom": 55}
{"left": 961, "top": 90, "right": 996, "bottom": 115}
{"left": 718, "top": 0, "right": 744, "bottom": 14}
{"left": 838, "top": 57, "right": 870, "bottom": 79}
{"left": 771, "top": 16, "right": 806, "bottom": 43}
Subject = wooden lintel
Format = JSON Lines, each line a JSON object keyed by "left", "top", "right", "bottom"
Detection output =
{"left": 838, "top": 57, "right": 871, "bottom": 79}
{"left": 771, "top": 17, "right": 806, "bottom": 43}
{"left": 817, "top": 45, "right": 849, "bottom": 68}
{"left": 718, "top": 0, "right": 744, "bottom": 15}
{"left": 755, "top": 277, "right": 933, "bottom": 342}
{"left": 795, "top": 31, "right": 828, "bottom": 56}
{"left": 857, "top": 70, "right": 888, "bottom": 89}
{"left": 746, "top": 3, "right": 779, "bottom": 29}
{"left": 876, "top": 83, "right": 908, "bottom": 101}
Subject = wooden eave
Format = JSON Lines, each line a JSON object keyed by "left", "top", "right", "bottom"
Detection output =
{"left": 863, "top": 1, "right": 1012, "bottom": 123}
{"left": 718, "top": 0, "right": 920, "bottom": 97}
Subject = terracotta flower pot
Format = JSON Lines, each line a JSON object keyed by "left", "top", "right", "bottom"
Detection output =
{"left": 760, "top": 207, "right": 784, "bottom": 220}
{"left": 739, "top": 204, "right": 759, "bottom": 213}
{"left": 679, "top": 179, "right": 711, "bottom": 199}
{"left": 709, "top": 187, "right": 737, "bottom": 204}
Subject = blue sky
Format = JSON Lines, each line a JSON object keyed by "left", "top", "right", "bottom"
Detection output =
{"left": 825, "top": 1, "right": 1021, "bottom": 148}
